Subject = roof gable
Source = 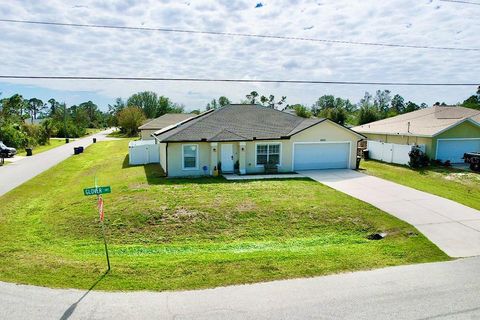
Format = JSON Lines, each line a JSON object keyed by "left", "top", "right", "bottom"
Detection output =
{"left": 352, "top": 106, "right": 480, "bottom": 137}
{"left": 138, "top": 113, "right": 195, "bottom": 130}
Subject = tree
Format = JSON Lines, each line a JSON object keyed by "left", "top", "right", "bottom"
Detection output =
{"left": 218, "top": 96, "right": 230, "bottom": 107}
{"left": 390, "top": 94, "right": 405, "bottom": 115}
{"left": 311, "top": 95, "right": 353, "bottom": 125}
{"left": 374, "top": 90, "right": 392, "bottom": 115}
{"left": 462, "top": 86, "right": 480, "bottom": 110}
{"left": 260, "top": 94, "right": 286, "bottom": 109}
{"left": 27, "top": 98, "right": 45, "bottom": 121}
{"left": 48, "top": 98, "right": 60, "bottom": 117}
{"left": 127, "top": 91, "right": 159, "bottom": 118}
{"left": 357, "top": 92, "right": 379, "bottom": 125}
{"left": 206, "top": 99, "right": 218, "bottom": 110}
{"left": 117, "top": 106, "right": 146, "bottom": 136}
{"left": 126, "top": 91, "right": 180, "bottom": 118}
{"left": 1, "top": 94, "right": 27, "bottom": 123}
{"left": 246, "top": 91, "right": 259, "bottom": 104}
{"left": 289, "top": 104, "right": 311, "bottom": 118}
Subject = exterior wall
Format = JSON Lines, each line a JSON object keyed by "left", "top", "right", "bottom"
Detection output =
{"left": 159, "top": 142, "right": 167, "bottom": 173}
{"left": 365, "top": 133, "right": 434, "bottom": 159}
{"left": 290, "top": 121, "right": 361, "bottom": 169}
{"left": 141, "top": 129, "right": 157, "bottom": 140}
{"left": 166, "top": 142, "right": 211, "bottom": 177}
{"left": 165, "top": 120, "right": 362, "bottom": 176}
{"left": 432, "top": 121, "right": 480, "bottom": 159}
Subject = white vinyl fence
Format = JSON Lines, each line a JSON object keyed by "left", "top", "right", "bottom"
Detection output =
{"left": 129, "top": 140, "right": 160, "bottom": 165}
{"left": 367, "top": 141, "right": 425, "bottom": 165}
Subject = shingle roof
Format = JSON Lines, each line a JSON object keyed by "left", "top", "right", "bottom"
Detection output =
{"left": 154, "top": 104, "right": 328, "bottom": 142}
{"left": 352, "top": 106, "right": 480, "bottom": 137}
{"left": 138, "top": 113, "right": 195, "bottom": 130}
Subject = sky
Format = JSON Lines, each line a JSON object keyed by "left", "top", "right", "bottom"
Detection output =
{"left": 0, "top": 0, "right": 478, "bottom": 112}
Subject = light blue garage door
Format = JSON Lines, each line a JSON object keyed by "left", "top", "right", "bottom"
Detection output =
{"left": 294, "top": 143, "right": 350, "bottom": 170}
{"left": 436, "top": 139, "right": 480, "bottom": 163}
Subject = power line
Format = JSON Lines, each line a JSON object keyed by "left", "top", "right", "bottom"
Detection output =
{"left": 439, "top": 0, "right": 480, "bottom": 5}
{"left": 0, "top": 75, "right": 477, "bottom": 86}
{"left": 0, "top": 18, "right": 478, "bottom": 52}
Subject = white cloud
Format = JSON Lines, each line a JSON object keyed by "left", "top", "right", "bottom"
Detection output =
{"left": 0, "top": 0, "right": 478, "bottom": 110}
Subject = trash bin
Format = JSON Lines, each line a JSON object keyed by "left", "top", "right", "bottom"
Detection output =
{"left": 78, "top": 146, "right": 84, "bottom": 153}
{"left": 26, "top": 148, "right": 33, "bottom": 156}
{"left": 93, "top": 138, "right": 97, "bottom": 143}
{"left": 356, "top": 156, "right": 361, "bottom": 169}
{"left": 0, "top": 157, "right": 4, "bottom": 166}
{"left": 362, "top": 149, "right": 369, "bottom": 160}
{"left": 74, "top": 147, "right": 80, "bottom": 155}
{"left": 65, "top": 138, "right": 70, "bottom": 143}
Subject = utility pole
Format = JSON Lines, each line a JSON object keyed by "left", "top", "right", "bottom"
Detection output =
{"left": 64, "top": 103, "right": 68, "bottom": 143}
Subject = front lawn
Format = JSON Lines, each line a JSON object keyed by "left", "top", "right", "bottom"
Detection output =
{"left": 17, "top": 139, "right": 65, "bottom": 156}
{"left": 0, "top": 140, "right": 448, "bottom": 291}
{"left": 361, "top": 160, "right": 480, "bottom": 211}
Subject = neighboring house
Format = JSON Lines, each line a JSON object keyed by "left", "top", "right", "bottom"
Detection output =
{"left": 153, "top": 104, "right": 365, "bottom": 177}
{"left": 353, "top": 106, "right": 480, "bottom": 163}
{"left": 139, "top": 113, "right": 195, "bottom": 140}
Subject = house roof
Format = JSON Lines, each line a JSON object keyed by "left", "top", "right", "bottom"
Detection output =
{"left": 138, "top": 113, "right": 195, "bottom": 130}
{"left": 352, "top": 106, "right": 480, "bottom": 137}
{"left": 154, "top": 104, "right": 340, "bottom": 142}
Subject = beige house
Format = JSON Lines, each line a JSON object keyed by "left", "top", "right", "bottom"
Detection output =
{"left": 139, "top": 113, "right": 195, "bottom": 140}
{"left": 352, "top": 106, "right": 480, "bottom": 163}
{"left": 153, "top": 104, "right": 365, "bottom": 177}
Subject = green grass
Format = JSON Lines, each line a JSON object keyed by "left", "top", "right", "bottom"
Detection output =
{"left": 107, "top": 130, "right": 137, "bottom": 138}
{"left": 85, "top": 128, "right": 103, "bottom": 135}
{"left": 0, "top": 140, "right": 449, "bottom": 291}
{"left": 18, "top": 139, "right": 65, "bottom": 156}
{"left": 361, "top": 160, "right": 480, "bottom": 210}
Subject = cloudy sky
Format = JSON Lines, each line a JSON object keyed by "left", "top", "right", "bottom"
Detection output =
{"left": 0, "top": 0, "right": 478, "bottom": 111}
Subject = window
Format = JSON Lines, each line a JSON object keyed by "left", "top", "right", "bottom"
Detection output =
{"left": 256, "top": 143, "right": 281, "bottom": 166}
{"left": 182, "top": 144, "right": 198, "bottom": 169}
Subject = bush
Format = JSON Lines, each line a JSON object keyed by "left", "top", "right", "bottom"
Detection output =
{"left": 56, "top": 121, "right": 86, "bottom": 138}
{"left": 23, "top": 124, "right": 49, "bottom": 147}
{"left": 0, "top": 123, "right": 27, "bottom": 148}
{"left": 408, "top": 146, "right": 429, "bottom": 168}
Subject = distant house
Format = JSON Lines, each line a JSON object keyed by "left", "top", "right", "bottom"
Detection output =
{"left": 152, "top": 104, "right": 365, "bottom": 177}
{"left": 139, "top": 113, "right": 195, "bottom": 140}
{"left": 352, "top": 106, "right": 480, "bottom": 163}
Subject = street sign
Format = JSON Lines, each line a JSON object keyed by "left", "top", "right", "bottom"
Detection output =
{"left": 83, "top": 186, "right": 111, "bottom": 196}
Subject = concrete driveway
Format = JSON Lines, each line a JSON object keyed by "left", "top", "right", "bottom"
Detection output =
{"left": 300, "top": 169, "right": 480, "bottom": 258}
{"left": 0, "top": 129, "right": 115, "bottom": 197}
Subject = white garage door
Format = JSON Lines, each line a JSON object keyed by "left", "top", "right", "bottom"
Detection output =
{"left": 437, "top": 139, "right": 480, "bottom": 163}
{"left": 294, "top": 143, "right": 350, "bottom": 170}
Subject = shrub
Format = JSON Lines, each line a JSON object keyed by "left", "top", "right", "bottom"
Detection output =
{"left": 408, "top": 146, "right": 429, "bottom": 168}
{"left": 56, "top": 121, "right": 86, "bottom": 138}
{"left": 23, "top": 124, "right": 49, "bottom": 147}
{"left": 0, "top": 123, "right": 27, "bottom": 148}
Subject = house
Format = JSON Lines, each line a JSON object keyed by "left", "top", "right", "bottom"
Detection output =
{"left": 139, "top": 113, "right": 195, "bottom": 140}
{"left": 152, "top": 104, "right": 365, "bottom": 177}
{"left": 352, "top": 106, "right": 480, "bottom": 163}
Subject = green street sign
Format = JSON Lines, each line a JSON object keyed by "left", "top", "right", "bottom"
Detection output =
{"left": 83, "top": 186, "right": 111, "bottom": 196}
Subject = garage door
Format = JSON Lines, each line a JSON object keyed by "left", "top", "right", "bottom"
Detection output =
{"left": 293, "top": 143, "right": 350, "bottom": 170}
{"left": 436, "top": 139, "right": 480, "bottom": 163}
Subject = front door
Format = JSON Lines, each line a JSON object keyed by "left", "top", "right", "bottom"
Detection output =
{"left": 221, "top": 144, "right": 234, "bottom": 172}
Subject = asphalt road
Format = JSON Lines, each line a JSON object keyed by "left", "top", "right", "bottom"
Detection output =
{"left": 0, "top": 129, "right": 115, "bottom": 196}
{"left": 1, "top": 257, "right": 479, "bottom": 320}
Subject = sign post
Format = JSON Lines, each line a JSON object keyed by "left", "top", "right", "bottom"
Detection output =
{"left": 84, "top": 177, "right": 111, "bottom": 271}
